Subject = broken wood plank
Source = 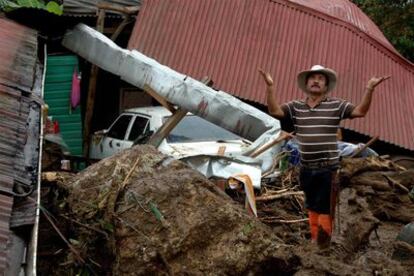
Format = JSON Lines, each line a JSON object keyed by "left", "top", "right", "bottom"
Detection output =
{"left": 383, "top": 174, "right": 410, "bottom": 193}
{"left": 217, "top": 146, "right": 226, "bottom": 156}
{"left": 256, "top": 191, "right": 304, "bottom": 202}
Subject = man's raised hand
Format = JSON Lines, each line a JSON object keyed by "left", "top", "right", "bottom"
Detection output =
{"left": 258, "top": 68, "right": 274, "bottom": 87}
{"left": 367, "top": 75, "right": 391, "bottom": 91}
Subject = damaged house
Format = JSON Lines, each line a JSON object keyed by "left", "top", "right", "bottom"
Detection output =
{"left": 0, "top": 1, "right": 141, "bottom": 274}
{"left": 127, "top": 0, "right": 414, "bottom": 160}
{"left": 0, "top": 0, "right": 413, "bottom": 274}
{"left": 0, "top": 17, "right": 42, "bottom": 275}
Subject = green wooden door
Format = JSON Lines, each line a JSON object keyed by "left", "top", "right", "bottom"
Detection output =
{"left": 44, "top": 55, "right": 83, "bottom": 156}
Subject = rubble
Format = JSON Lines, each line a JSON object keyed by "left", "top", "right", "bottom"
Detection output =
{"left": 38, "top": 145, "right": 297, "bottom": 275}
{"left": 38, "top": 146, "right": 414, "bottom": 275}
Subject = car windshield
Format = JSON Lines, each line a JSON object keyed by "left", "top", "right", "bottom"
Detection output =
{"left": 165, "top": 115, "right": 242, "bottom": 143}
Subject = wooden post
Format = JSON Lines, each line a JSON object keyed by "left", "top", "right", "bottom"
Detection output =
{"left": 97, "top": 2, "right": 140, "bottom": 15}
{"left": 145, "top": 77, "right": 213, "bottom": 148}
{"left": 83, "top": 4, "right": 139, "bottom": 158}
{"left": 147, "top": 108, "right": 188, "bottom": 147}
{"left": 143, "top": 84, "right": 175, "bottom": 113}
{"left": 248, "top": 131, "right": 292, "bottom": 158}
{"left": 110, "top": 15, "right": 133, "bottom": 41}
{"left": 83, "top": 9, "right": 106, "bottom": 157}
{"left": 351, "top": 135, "right": 379, "bottom": 158}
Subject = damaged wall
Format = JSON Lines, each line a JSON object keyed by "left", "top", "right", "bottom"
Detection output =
{"left": 0, "top": 17, "right": 42, "bottom": 275}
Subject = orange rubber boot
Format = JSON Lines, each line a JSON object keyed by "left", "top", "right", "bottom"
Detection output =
{"left": 318, "top": 214, "right": 332, "bottom": 235}
{"left": 308, "top": 210, "right": 319, "bottom": 241}
{"left": 317, "top": 214, "right": 332, "bottom": 249}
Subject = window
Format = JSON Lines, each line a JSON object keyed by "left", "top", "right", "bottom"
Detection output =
{"left": 128, "top": 116, "right": 150, "bottom": 141}
{"left": 165, "top": 115, "right": 242, "bottom": 143}
{"left": 108, "top": 115, "right": 132, "bottom": 140}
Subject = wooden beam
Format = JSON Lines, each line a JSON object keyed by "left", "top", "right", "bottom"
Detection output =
{"left": 256, "top": 191, "right": 304, "bottom": 202}
{"left": 83, "top": 9, "right": 106, "bottom": 158}
{"left": 110, "top": 15, "right": 134, "bottom": 41}
{"left": 200, "top": 76, "right": 214, "bottom": 87}
{"left": 147, "top": 108, "right": 188, "bottom": 147}
{"left": 143, "top": 84, "right": 176, "bottom": 113}
{"left": 146, "top": 78, "right": 214, "bottom": 148}
{"left": 351, "top": 135, "right": 379, "bottom": 158}
{"left": 96, "top": 9, "right": 106, "bottom": 32}
{"left": 97, "top": 2, "right": 140, "bottom": 15}
{"left": 248, "top": 131, "right": 292, "bottom": 158}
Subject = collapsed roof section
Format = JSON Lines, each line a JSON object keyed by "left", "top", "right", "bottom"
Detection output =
{"left": 62, "top": 23, "right": 282, "bottom": 145}
{"left": 62, "top": 23, "right": 285, "bottom": 188}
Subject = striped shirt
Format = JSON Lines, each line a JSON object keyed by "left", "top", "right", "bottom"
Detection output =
{"left": 281, "top": 97, "right": 355, "bottom": 166}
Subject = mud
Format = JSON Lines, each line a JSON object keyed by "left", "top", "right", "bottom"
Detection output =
{"left": 37, "top": 147, "right": 414, "bottom": 275}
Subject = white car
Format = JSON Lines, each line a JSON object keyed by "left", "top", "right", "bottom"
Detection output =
{"left": 89, "top": 106, "right": 251, "bottom": 160}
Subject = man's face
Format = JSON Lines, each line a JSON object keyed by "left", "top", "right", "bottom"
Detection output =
{"left": 305, "top": 73, "right": 328, "bottom": 94}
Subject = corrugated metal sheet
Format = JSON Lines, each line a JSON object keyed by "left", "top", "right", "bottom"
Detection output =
{"left": 288, "top": 0, "right": 396, "bottom": 52}
{"left": 44, "top": 55, "right": 83, "bottom": 156}
{"left": 0, "top": 193, "right": 13, "bottom": 271}
{"left": 128, "top": 0, "right": 414, "bottom": 151}
{"left": 0, "top": 18, "right": 40, "bottom": 273}
{"left": 0, "top": 18, "right": 37, "bottom": 92}
{"left": 63, "top": 0, "right": 141, "bottom": 16}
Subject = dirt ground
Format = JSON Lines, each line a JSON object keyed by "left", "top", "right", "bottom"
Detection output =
{"left": 37, "top": 145, "right": 414, "bottom": 275}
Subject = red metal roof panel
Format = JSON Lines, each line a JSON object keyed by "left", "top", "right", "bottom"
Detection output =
{"left": 288, "top": 0, "right": 396, "bottom": 52}
{"left": 129, "top": 0, "right": 414, "bottom": 150}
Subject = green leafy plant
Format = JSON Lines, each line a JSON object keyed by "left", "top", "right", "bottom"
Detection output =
{"left": 351, "top": 0, "right": 414, "bottom": 62}
{"left": 0, "top": 0, "right": 63, "bottom": 15}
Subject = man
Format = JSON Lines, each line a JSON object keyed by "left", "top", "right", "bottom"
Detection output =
{"left": 259, "top": 65, "right": 389, "bottom": 248}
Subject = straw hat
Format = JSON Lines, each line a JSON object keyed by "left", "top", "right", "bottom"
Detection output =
{"left": 297, "top": 65, "right": 337, "bottom": 93}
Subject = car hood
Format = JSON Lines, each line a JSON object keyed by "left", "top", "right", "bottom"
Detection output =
{"left": 158, "top": 140, "right": 250, "bottom": 159}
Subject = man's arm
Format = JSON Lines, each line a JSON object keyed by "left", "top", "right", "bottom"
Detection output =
{"left": 258, "top": 69, "right": 285, "bottom": 119}
{"left": 351, "top": 76, "right": 390, "bottom": 118}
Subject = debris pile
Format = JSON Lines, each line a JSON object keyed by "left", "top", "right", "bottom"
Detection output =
{"left": 38, "top": 145, "right": 297, "bottom": 275}
{"left": 38, "top": 146, "right": 414, "bottom": 275}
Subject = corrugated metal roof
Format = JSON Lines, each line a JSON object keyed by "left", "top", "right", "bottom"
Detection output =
{"left": 63, "top": 0, "right": 141, "bottom": 16}
{"left": 288, "top": 0, "right": 396, "bottom": 52}
{"left": 0, "top": 17, "right": 40, "bottom": 273}
{"left": 128, "top": 0, "right": 414, "bottom": 151}
{"left": 0, "top": 18, "right": 37, "bottom": 92}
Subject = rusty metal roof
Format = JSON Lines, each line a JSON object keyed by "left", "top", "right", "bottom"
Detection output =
{"left": 128, "top": 0, "right": 414, "bottom": 151}
{"left": 288, "top": 0, "right": 396, "bottom": 52}
{"left": 0, "top": 17, "right": 40, "bottom": 273}
{"left": 0, "top": 18, "right": 37, "bottom": 92}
